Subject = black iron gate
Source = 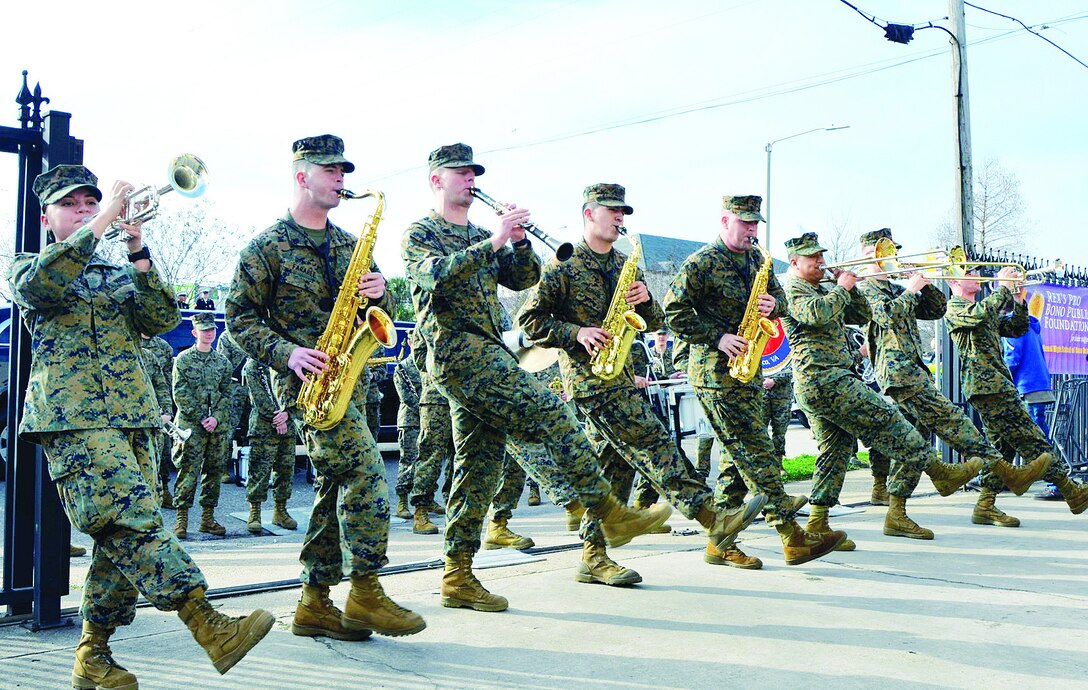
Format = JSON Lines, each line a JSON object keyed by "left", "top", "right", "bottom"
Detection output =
{"left": 1, "top": 71, "right": 84, "bottom": 629}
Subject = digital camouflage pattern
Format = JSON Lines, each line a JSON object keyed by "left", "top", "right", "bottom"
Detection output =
{"left": 32, "top": 164, "right": 101, "bottom": 206}
{"left": 227, "top": 208, "right": 396, "bottom": 583}
{"left": 783, "top": 232, "right": 826, "bottom": 257}
{"left": 859, "top": 228, "right": 900, "bottom": 249}
{"left": 583, "top": 183, "right": 634, "bottom": 215}
{"left": 393, "top": 356, "right": 422, "bottom": 497}
{"left": 172, "top": 346, "right": 233, "bottom": 509}
{"left": 664, "top": 235, "right": 793, "bottom": 524}
{"left": 490, "top": 449, "right": 528, "bottom": 522}
{"left": 408, "top": 334, "right": 453, "bottom": 507}
{"left": 856, "top": 279, "right": 946, "bottom": 395}
{"left": 365, "top": 364, "right": 387, "bottom": 441}
{"left": 427, "top": 142, "right": 485, "bottom": 175}
{"left": 945, "top": 287, "right": 1028, "bottom": 398}
{"left": 650, "top": 342, "right": 676, "bottom": 379}
{"left": 217, "top": 330, "right": 250, "bottom": 440}
{"left": 242, "top": 358, "right": 295, "bottom": 504}
{"left": 141, "top": 335, "right": 175, "bottom": 417}
{"left": 763, "top": 369, "right": 793, "bottom": 460}
{"left": 292, "top": 134, "right": 355, "bottom": 173}
{"left": 722, "top": 195, "right": 766, "bottom": 222}
{"left": 403, "top": 209, "right": 612, "bottom": 556}
{"left": 781, "top": 274, "right": 932, "bottom": 502}
{"left": 972, "top": 391, "right": 1069, "bottom": 483}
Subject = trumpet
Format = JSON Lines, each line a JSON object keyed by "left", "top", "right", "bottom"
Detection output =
{"left": 101, "top": 154, "right": 209, "bottom": 240}
{"left": 469, "top": 187, "right": 574, "bottom": 261}
{"left": 162, "top": 418, "right": 192, "bottom": 444}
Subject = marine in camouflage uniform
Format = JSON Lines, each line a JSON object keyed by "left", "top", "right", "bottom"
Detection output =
{"left": 762, "top": 365, "right": 793, "bottom": 462}
{"left": 946, "top": 273, "right": 1086, "bottom": 520}
{"left": 227, "top": 134, "right": 424, "bottom": 639}
{"left": 216, "top": 329, "right": 249, "bottom": 482}
{"left": 392, "top": 341, "right": 422, "bottom": 519}
{"left": 781, "top": 232, "right": 946, "bottom": 545}
{"left": 11, "top": 165, "right": 271, "bottom": 685}
{"left": 141, "top": 332, "right": 176, "bottom": 506}
{"left": 671, "top": 339, "right": 719, "bottom": 479}
{"left": 407, "top": 333, "right": 451, "bottom": 534}
{"left": 172, "top": 313, "right": 234, "bottom": 537}
{"left": 856, "top": 228, "right": 1050, "bottom": 513}
{"left": 665, "top": 195, "right": 848, "bottom": 565}
{"left": 366, "top": 359, "right": 387, "bottom": 441}
{"left": 403, "top": 145, "right": 673, "bottom": 610}
{"left": 520, "top": 183, "right": 766, "bottom": 577}
{"left": 242, "top": 357, "right": 298, "bottom": 532}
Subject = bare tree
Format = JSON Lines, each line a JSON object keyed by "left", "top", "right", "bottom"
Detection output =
{"left": 933, "top": 157, "right": 1028, "bottom": 253}
{"left": 820, "top": 211, "right": 861, "bottom": 265}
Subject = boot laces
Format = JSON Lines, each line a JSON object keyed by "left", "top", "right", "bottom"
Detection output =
{"left": 364, "top": 578, "right": 412, "bottom": 614}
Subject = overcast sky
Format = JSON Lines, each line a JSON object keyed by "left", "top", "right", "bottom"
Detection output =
{"left": 2, "top": 0, "right": 1086, "bottom": 284}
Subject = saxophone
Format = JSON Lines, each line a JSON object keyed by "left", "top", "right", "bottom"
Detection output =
{"left": 590, "top": 229, "right": 648, "bottom": 380}
{"left": 728, "top": 238, "right": 780, "bottom": 384}
{"left": 296, "top": 189, "right": 397, "bottom": 430}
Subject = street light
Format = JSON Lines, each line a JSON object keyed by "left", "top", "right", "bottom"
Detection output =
{"left": 764, "top": 125, "right": 850, "bottom": 249}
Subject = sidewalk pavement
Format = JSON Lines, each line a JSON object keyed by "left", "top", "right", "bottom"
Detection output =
{"left": 4, "top": 454, "right": 1086, "bottom": 690}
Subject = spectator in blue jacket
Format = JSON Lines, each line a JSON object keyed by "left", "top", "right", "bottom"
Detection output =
{"left": 1004, "top": 314, "right": 1059, "bottom": 499}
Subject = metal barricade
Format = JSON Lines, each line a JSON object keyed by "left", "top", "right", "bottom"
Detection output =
{"left": 1050, "top": 378, "right": 1088, "bottom": 479}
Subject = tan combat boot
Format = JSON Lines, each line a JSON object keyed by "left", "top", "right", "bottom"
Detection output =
{"left": 575, "top": 542, "right": 642, "bottom": 585}
{"left": 273, "top": 501, "right": 297, "bottom": 530}
{"left": 972, "top": 488, "right": 1020, "bottom": 527}
{"left": 428, "top": 501, "right": 446, "bottom": 516}
{"left": 806, "top": 505, "right": 856, "bottom": 550}
{"left": 70, "top": 543, "right": 87, "bottom": 557}
{"left": 695, "top": 494, "right": 768, "bottom": 551}
{"left": 198, "top": 506, "right": 226, "bottom": 536}
{"left": 72, "top": 621, "right": 138, "bottom": 690}
{"left": 990, "top": 453, "right": 1053, "bottom": 496}
{"left": 344, "top": 573, "right": 427, "bottom": 635}
{"left": 591, "top": 496, "right": 672, "bottom": 548}
{"left": 160, "top": 485, "right": 174, "bottom": 509}
{"left": 925, "top": 456, "right": 985, "bottom": 496}
{"left": 440, "top": 553, "right": 509, "bottom": 612}
{"left": 883, "top": 495, "right": 934, "bottom": 539}
{"left": 527, "top": 484, "right": 542, "bottom": 506}
{"left": 395, "top": 494, "right": 412, "bottom": 520}
{"left": 704, "top": 541, "right": 762, "bottom": 569}
{"left": 1054, "top": 475, "right": 1088, "bottom": 515}
{"left": 871, "top": 475, "right": 890, "bottom": 506}
{"left": 565, "top": 499, "right": 586, "bottom": 531}
{"left": 174, "top": 507, "right": 189, "bottom": 540}
{"left": 412, "top": 504, "right": 439, "bottom": 535}
{"left": 177, "top": 587, "right": 274, "bottom": 675}
{"left": 776, "top": 519, "right": 846, "bottom": 565}
{"left": 291, "top": 584, "right": 371, "bottom": 641}
{"left": 483, "top": 517, "right": 535, "bottom": 550}
{"left": 246, "top": 502, "right": 263, "bottom": 534}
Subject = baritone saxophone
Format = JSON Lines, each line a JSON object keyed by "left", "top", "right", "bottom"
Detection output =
{"left": 296, "top": 189, "right": 397, "bottom": 430}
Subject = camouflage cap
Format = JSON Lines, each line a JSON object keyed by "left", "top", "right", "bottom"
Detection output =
{"left": 427, "top": 143, "right": 485, "bottom": 175}
{"left": 859, "top": 227, "right": 902, "bottom": 249}
{"left": 33, "top": 165, "right": 102, "bottom": 207}
{"left": 292, "top": 134, "right": 355, "bottom": 173}
{"left": 190, "top": 312, "right": 217, "bottom": 331}
{"left": 722, "top": 195, "right": 766, "bottom": 222}
{"left": 785, "top": 232, "right": 828, "bottom": 257}
{"left": 583, "top": 183, "right": 634, "bottom": 215}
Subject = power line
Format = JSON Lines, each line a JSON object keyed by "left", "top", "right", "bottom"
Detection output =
{"left": 965, "top": 2, "right": 1088, "bottom": 70}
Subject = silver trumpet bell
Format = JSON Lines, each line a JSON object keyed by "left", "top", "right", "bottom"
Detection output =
{"left": 103, "top": 154, "right": 209, "bottom": 239}
{"left": 162, "top": 418, "right": 193, "bottom": 444}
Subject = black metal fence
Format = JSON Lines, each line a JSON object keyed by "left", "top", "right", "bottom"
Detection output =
{"left": 1051, "top": 378, "right": 1088, "bottom": 479}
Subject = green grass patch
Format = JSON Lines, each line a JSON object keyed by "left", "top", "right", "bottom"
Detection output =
{"left": 781, "top": 451, "right": 869, "bottom": 482}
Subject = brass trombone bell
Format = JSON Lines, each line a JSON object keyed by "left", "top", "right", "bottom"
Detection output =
{"left": 102, "top": 153, "right": 209, "bottom": 239}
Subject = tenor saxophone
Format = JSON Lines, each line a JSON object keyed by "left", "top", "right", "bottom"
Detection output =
{"left": 728, "top": 239, "right": 780, "bottom": 384}
{"left": 296, "top": 189, "right": 397, "bottom": 430}
{"left": 590, "top": 229, "right": 647, "bottom": 380}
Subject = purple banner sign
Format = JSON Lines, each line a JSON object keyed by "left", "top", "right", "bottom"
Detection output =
{"left": 1025, "top": 284, "right": 1088, "bottom": 375}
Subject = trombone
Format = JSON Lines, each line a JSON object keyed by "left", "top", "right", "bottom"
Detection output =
{"left": 823, "top": 237, "right": 962, "bottom": 281}
{"left": 101, "top": 154, "right": 209, "bottom": 239}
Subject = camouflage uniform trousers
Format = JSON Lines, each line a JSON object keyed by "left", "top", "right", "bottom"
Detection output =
{"left": 41, "top": 429, "right": 206, "bottom": 628}
{"left": 971, "top": 391, "right": 1069, "bottom": 484}
{"left": 696, "top": 436, "right": 715, "bottom": 478}
{"left": 507, "top": 438, "right": 580, "bottom": 507}
{"left": 695, "top": 384, "right": 801, "bottom": 525}
{"left": 153, "top": 428, "right": 173, "bottom": 491}
{"left": 298, "top": 400, "right": 390, "bottom": 585}
{"left": 245, "top": 433, "right": 295, "bottom": 505}
{"left": 891, "top": 385, "right": 1007, "bottom": 492}
{"left": 576, "top": 386, "right": 714, "bottom": 545}
{"left": 172, "top": 426, "right": 232, "bottom": 509}
{"left": 395, "top": 426, "right": 419, "bottom": 498}
{"left": 366, "top": 401, "right": 381, "bottom": 444}
{"left": 490, "top": 448, "right": 527, "bottom": 521}
{"left": 410, "top": 402, "right": 452, "bottom": 508}
{"left": 437, "top": 357, "right": 611, "bottom": 558}
{"left": 763, "top": 378, "right": 793, "bottom": 461}
{"left": 798, "top": 375, "right": 933, "bottom": 503}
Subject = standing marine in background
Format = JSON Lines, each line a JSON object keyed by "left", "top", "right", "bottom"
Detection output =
{"left": 242, "top": 357, "right": 298, "bottom": 533}
{"left": 217, "top": 329, "right": 249, "bottom": 483}
{"left": 141, "top": 332, "right": 176, "bottom": 507}
{"left": 393, "top": 334, "right": 422, "bottom": 520}
{"left": 408, "top": 332, "right": 449, "bottom": 535}
{"left": 762, "top": 363, "right": 793, "bottom": 466}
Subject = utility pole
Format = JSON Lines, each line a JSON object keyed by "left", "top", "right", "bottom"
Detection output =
{"left": 950, "top": 0, "right": 974, "bottom": 250}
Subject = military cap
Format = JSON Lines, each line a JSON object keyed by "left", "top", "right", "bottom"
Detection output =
{"left": 292, "top": 134, "right": 355, "bottom": 173}
{"left": 33, "top": 165, "right": 102, "bottom": 207}
{"left": 785, "top": 232, "right": 828, "bottom": 257}
{"left": 656, "top": 328, "right": 669, "bottom": 335}
{"left": 427, "top": 143, "right": 485, "bottom": 175}
{"left": 859, "top": 227, "right": 902, "bottom": 249}
{"left": 583, "top": 183, "right": 634, "bottom": 215}
{"left": 190, "top": 312, "right": 217, "bottom": 331}
{"left": 722, "top": 195, "right": 766, "bottom": 222}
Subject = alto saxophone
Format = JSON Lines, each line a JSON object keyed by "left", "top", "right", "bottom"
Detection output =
{"left": 590, "top": 229, "right": 647, "bottom": 380}
{"left": 728, "top": 239, "right": 780, "bottom": 384}
{"left": 296, "top": 189, "right": 397, "bottom": 430}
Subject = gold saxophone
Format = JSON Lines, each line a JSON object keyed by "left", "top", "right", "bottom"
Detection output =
{"left": 590, "top": 229, "right": 647, "bottom": 380}
{"left": 296, "top": 189, "right": 397, "bottom": 430}
{"left": 728, "top": 239, "right": 780, "bottom": 384}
